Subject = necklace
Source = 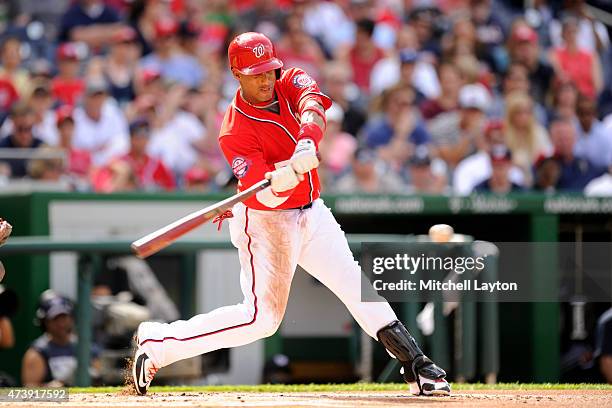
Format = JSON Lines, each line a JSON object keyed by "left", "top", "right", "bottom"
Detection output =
{"left": 240, "top": 91, "right": 279, "bottom": 110}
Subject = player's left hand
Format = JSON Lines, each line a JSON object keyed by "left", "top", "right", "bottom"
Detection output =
{"left": 0, "top": 218, "right": 12, "bottom": 247}
{"left": 290, "top": 139, "right": 319, "bottom": 174}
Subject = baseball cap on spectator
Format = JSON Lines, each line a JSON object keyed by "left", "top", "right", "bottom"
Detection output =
{"left": 56, "top": 42, "right": 81, "bottom": 61}
{"left": 459, "top": 83, "right": 491, "bottom": 111}
{"left": 30, "top": 59, "right": 53, "bottom": 78}
{"left": 512, "top": 25, "right": 538, "bottom": 43}
{"left": 489, "top": 144, "right": 512, "bottom": 163}
{"left": 129, "top": 118, "right": 150, "bottom": 136}
{"left": 56, "top": 105, "right": 74, "bottom": 126}
{"left": 399, "top": 48, "right": 419, "bottom": 64}
{"left": 154, "top": 17, "right": 179, "bottom": 39}
{"left": 408, "top": 145, "right": 432, "bottom": 167}
{"left": 85, "top": 79, "right": 108, "bottom": 95}
{"left": 141, "top": 68, "right": 162, "bottom": 84}
{"left": 112, "top": 26, "right": 138, "bottom": 43}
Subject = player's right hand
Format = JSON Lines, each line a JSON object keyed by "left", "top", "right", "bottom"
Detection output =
{"left": 265, "top": 166, "right": 302, "bottom": 194}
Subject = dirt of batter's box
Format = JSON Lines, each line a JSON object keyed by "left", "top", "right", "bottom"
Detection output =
{"left": 1, "top": 390, "right": 610, "bottom": 408}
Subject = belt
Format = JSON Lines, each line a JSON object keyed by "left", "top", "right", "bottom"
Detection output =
{"left": 288, "top": 202, "right": 313, "bottom": 211}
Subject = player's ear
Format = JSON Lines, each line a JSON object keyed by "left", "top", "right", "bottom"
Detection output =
{"left": 231, "top": 68, "right": 241, "bottom": 81}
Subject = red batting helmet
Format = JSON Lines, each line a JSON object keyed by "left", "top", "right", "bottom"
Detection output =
{"left": 228, "top": 32, "right": 283, "bottom": 75}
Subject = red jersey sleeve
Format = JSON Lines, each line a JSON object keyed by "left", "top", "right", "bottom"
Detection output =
{"left": 280, "top": 68, "right": 332, "bottom": 114}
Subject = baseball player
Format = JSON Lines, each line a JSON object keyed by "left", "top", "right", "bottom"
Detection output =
{"left": 132, "top": 32, "right": 450, "bottom": 397}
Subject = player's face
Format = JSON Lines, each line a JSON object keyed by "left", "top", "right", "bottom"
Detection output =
{"left": 235, "top": 69, "right": 276, "bottom": 104}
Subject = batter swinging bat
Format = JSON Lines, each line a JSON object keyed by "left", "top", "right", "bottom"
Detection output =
{"left": 131, "top": 179, "right": 271, "bottom": 258}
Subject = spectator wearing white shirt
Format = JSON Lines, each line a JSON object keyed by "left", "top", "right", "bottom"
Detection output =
{"left": 585, "top": 166, "right": 612, "bottom": 196}
{"left": 453, "top": 119, "right": 524, "bottom": 195}
{"left": 574, "top": 95, "right": 612, "bottom": 168}
{"left": 549, "top": 7, "right": 609, "bottom": 54}
{"left": 370, "top": 24, "right": 440, "bottom": 99}
{"left": 72, "top": 80, "right": 129, "bottom": 166}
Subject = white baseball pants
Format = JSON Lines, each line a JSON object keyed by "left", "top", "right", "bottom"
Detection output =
{"left": 137, "top": 199, "right": 397, "bottom": 368}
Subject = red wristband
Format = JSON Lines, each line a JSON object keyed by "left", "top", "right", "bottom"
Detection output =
{"left": 297, "top": 122, "right": 323, "bottom": 146}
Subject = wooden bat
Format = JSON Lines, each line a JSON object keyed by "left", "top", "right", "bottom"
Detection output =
{"left": 131, "top": 179, "right": 270, "bottom": 258}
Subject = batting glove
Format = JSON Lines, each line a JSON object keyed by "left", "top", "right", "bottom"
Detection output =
{"left": 290, "top": 139, "right": 319, "bottom": 174}
{"left": 265, "top": 166, "right": 301, "bottom": 195}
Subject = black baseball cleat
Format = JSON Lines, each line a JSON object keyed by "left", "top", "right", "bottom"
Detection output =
{"left": 132, "top": 348, "right": 158, "bottom": 395}
{"left": 377, "top": 320, "right": 451, "bottom": 397}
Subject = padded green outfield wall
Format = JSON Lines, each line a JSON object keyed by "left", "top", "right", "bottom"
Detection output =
{"left": 1, "top": 192, "right": 611, "bottom": 383}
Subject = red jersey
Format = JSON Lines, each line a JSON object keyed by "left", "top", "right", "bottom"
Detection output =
{"left": 219, "top": 68, "right": 331, "bottom": 211}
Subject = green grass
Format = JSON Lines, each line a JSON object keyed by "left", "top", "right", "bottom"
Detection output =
{"left": 70, "top": 383, "right": 612, "bottom": 394}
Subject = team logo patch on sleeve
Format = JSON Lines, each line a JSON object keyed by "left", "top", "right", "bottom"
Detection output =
{"left": 292, "top": 74, "right": 314, "bottom": 89}
{"left": 232, "top": 157, "right": 249, "bottom": 179}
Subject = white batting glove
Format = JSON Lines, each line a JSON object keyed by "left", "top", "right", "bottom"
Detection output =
{"left": 290, "top": 139, "right": 319, "bottom": 174}
{"left": 265, "top": 166, "right": 301, "bottom": 194}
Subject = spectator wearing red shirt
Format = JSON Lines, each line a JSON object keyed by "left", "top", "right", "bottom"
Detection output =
{"left": 549, "top": 16, "right": 603, "bottom": 99}
{"left": 346, "top": 18, "right": 385, "bottom": 95}
{"left": 93, "top": 118, "right": 175, "bottom": 192}
{"left": 56, "top": 105, "right": 92, "bottom": 181}
{"left": 51, "top": 43, "right": 85, "bottom": 106}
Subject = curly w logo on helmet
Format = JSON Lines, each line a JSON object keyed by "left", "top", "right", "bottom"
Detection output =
{"left": 253, "top": 44, "right": 265, "bottom": 58}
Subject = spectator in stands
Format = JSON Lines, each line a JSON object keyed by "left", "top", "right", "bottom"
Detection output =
{"left": 0, "top": 103, "right": 43, "bottom": 178}
{"left": 406, "top": 6, "right": 441, "bottom": 61}
{"left": 534, "top": 156, "right": 562, "bottom": 193}
{"left": 549, "top": 0, "right": 610, "bottom": 55}
{"left": 322, "top": 62, "right": 366, "bottom": 137}
{"left": 87, "top": 27, "right": 140, "bottom": 106}
{"left": 51, "top": 43, "right": 85, "bottom": 106}
{"left": 276, "top": 12, "right": 326, "bottom": 83}
{"left": 362, "top": 84, "right": 430, "bottom": 171}
{"left": 27, "top": 147, "right": 67, "bottom": 184}
{"left": 72, "top": 80, "right": 129, "bottom": 166}
{"left": 333, "top": 148, "right": 405, "bottom": 193}
{"left": 94, "top": 118, "right": 174, "bottom": 192}
{"left": 139, "top": 17, "right": 204, "bottom": 89}
{"left": 126, "top": 0, "right": 168, "bottom": 57}
{"left": 420, "top": 62, "right": 462, "bottom": 121}
{"left": 319, "top": 103, "right": 357, "bottom": 188}
{"left": 370, "top": 25, "right": 440, "bottom": 99}
{"left": 504, "top": 91, "right": 552, "bottom": 185}
{"left": 0, "top": 82, "right": 58, "bottom": 146}
{"left": 301, "top": 0, "right": 354, "bottom": 58}
{"left": 549, "top": 117, "right": 605, "bottom": 191}
{"left": 0, "top": 36, "right": 31, "bottom": 97}
{"left": 453, "top": 119, "right": 525, "bottom": 195}
{"left": 474, "top": 145, "right": 524, "bottom": 193}
{"left": 506, "top": 22, "right": 554, "bottom": 105}
{"left": 22, "top": 290, "right": 98, "bottom": 387}
{"left": 574, "top": 95, "right": 612, "bottom": 168}
{"left": 237, "top": 0, "right": 286, "bottom": 42}
{"left": 470, "top": 0, "right": 506, "bottom": 59}
{"left": 58, "top": 0, "right": 125, "bottom": 49}
{"left": 143, "top": 86, "right": 206, "bottom": 178}
{"left": 549, "top": 15, "right": 603, "bottom": 99}
{"left": 343, "top": 18, "right": 386, "bottom": 96}
{"left": 491, "top": 62, "right": 547, "bottom": 126}
{"left": 546, "top": 76, "right": 579, "bottom": 124}
{"left": 428, "top": 83, "right": 490, "bottom": 169}
{"left": 406, "top": 145, "right": 449, "bottom": 194}
{"left": 56, "top": 105, "right": 92, "bottom": 189}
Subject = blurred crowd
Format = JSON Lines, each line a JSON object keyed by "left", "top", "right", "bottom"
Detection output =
{"left": 0, "top": 0, "right": 610, "bottom": 195}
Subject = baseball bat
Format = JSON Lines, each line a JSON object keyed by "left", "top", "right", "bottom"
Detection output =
{"left": 131, "top": 179, "right": 270, "bottom": 258}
